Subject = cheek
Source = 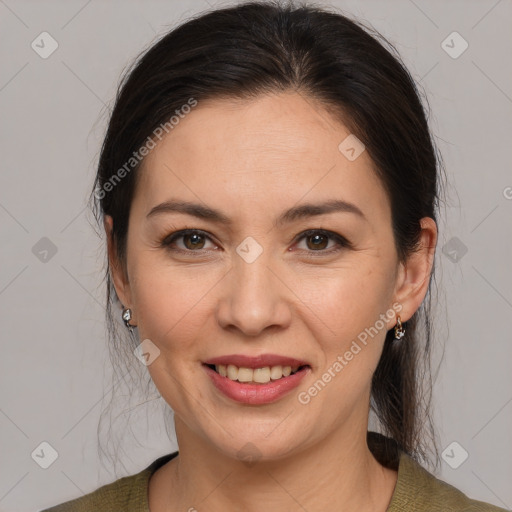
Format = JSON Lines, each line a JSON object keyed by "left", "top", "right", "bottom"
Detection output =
{"left": 300, "top": 269, "right": 395, "bottom": 400}
{"left": 305, "top": 265, "right": 394, "bottom": 338}
{"left": 301, "top": 270, "right": 393, "bottom": 411}
{"left": 128, "top": 262, "right": 196, "bottom": 345}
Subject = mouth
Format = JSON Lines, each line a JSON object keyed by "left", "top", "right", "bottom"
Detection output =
{"left": 203, "top": 363, "right": 309, "bottom": 384}
{"left": 201, "top": 355, "right": 311, "bottom": 405}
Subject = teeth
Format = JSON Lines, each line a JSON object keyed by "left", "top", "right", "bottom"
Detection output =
{"left": 253, "top": 367, "right": 270, "bottom": 383}
{"left": 270, "top": 366, "right": 283, "bottom": 380}
{"left": 237, "top": 367, "right": 253, "bottom": 382}
{"left": 215, "top": 364, "right": 301, "bottom": 383}
{"left": 227, "top": 364, "right": 238, "bottom": 380}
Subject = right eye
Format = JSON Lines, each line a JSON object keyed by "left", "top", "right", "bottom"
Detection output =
{"left": 161, "top": 229, "right": 218, "bottom": 253}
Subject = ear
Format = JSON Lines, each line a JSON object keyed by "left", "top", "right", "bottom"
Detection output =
{"left": 392, "top": 217, "right": 437, "bottom": 322}
{"left": 104, "top": 215, "right": 134, "bottom": 315}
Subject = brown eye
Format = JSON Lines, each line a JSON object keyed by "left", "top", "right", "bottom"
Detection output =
{"left": 162, "top": 229, "right": 216, "bottom": 252}
{"left": 305, "top": 232, "right": 329, "bottom": 250}
{"left": 295, "top": 229, "right": 351, "bottom": 254}
{"left": 183, "top": 232, "right": 206, "bottom": 250}
{"left": 162, "top": 228, "right": 351, "bottom": 256}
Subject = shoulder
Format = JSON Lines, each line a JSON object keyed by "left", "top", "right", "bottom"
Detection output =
{"left": 390, "top": 451, "right": 508, "bottom": 512}
{"left": 367, "top": 431, "right": 507, "bottom": 512}
{"left": 39, "top": 471, "right": 147, "bottom": 512}
{"left": 39, "top": 452, "right": 178, "bottom": 512}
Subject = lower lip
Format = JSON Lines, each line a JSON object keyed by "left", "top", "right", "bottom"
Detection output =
{"left": 203, "top": 364, "right": 310, "bottom": 405}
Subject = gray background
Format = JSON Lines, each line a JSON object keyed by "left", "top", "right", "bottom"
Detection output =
{"left": 1, "top": 0, "right": 511, "bottom": 511}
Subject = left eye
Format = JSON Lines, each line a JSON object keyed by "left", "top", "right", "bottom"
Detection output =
{"left": 295, "top": 229, "right": 349, "bottom": 253}
{"left": 161, "top": 229, "right": 350, "bottom": 254}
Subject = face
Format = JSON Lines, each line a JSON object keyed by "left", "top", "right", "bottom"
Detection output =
{"left": 107, "top": 91, "right": 434, "bottom": 461}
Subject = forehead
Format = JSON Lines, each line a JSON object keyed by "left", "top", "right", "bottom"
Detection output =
{"left": 135, "top": 92, "right": 389, "bottom": 224}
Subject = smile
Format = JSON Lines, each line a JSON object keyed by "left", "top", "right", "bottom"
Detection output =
{"left": 208, "top": 363, "right": 305, "bottom": 384}
{"left": 202, "top": 355, "right": 311, "bottom": 405}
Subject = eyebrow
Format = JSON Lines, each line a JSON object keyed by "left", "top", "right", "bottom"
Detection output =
{"left": 146, "top": 199, "right": 366, "bottom": 226}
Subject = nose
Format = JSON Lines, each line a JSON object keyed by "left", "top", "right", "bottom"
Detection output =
{"left": 215, "top": 248, "right": 292, "bottom": 337}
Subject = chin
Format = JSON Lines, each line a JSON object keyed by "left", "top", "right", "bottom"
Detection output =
{"left": 203, "top": 424, "right": 308, "bottom": 464}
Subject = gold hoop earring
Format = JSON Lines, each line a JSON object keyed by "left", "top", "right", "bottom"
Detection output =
{"left": 394, "top": 316, "right": 405, "bottom": 340}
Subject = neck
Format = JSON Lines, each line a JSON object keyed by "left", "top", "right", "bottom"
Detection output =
{"left": 155, "top": 418, "right": 397, "bottom": 512}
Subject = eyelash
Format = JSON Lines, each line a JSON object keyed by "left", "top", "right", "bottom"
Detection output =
{"left": 160, "top": 228, "right": 352, "bottom": 256}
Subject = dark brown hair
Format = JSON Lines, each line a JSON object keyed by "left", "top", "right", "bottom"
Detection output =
{"left": 91, "top": 0, "right": 443, "bottom": 473}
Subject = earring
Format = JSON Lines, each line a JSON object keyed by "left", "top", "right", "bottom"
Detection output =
{"left": 394, "top": 316, "right": 405, "bottom": 340}
{"left": 122, "top": 307, "right": 134, "bottom": 332}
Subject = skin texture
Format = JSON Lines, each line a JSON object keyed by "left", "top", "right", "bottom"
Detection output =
{"left": 105, "top": 91, "right": 437, "bottom": 511}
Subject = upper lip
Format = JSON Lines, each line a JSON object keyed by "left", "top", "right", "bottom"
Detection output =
{"left": 203, "top": 354, "right": 310, "bottom": 369}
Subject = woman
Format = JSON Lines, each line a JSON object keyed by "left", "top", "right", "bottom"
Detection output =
{"left": 42, "top": 1, "right": 507, "bottom": 511}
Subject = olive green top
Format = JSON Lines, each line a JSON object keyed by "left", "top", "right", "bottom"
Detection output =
{"left": 41, "top": 432, "right": 508, "bottom": 512}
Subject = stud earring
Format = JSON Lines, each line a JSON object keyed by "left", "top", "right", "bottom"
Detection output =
{"left": 394, "top": 316, "right": 405, "bottom": 340}
{"left": 122, "top": 307, "right": 134, "bottom": 332}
